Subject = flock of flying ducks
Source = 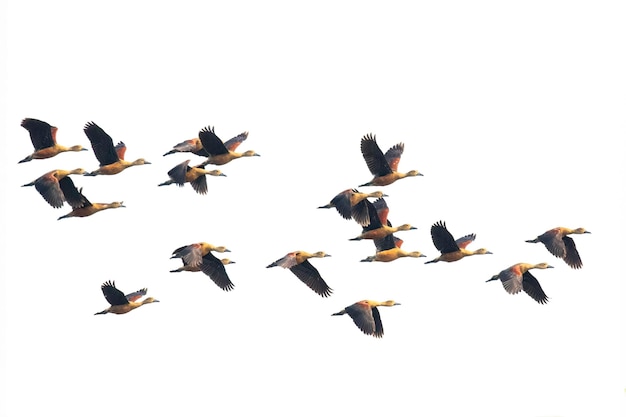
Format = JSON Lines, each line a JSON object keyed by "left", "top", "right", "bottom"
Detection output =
{"left": 18, "top": 117, "right": 591, "bottom": 337}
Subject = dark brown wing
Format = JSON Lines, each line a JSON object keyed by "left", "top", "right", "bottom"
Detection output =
{"left": 198, "top": 126, "right": 229, "bottom": 156}
{"left": 538, "top": 229, "right": 566, "bottom": 259}
{"left": 34, "top": 173, "right": 65, "bottom": 208}
{"left": 371, "top": 306, "right": 384, "bottom": 338}
{"left": 200, "top": 252, "right": 235, "bottom": 291}
{"left": 562, "top": 236, "right": 583, "bottom": 269}
{"left": 350, "top": 192, "right": 371, "bottom": 226}
{"left": 190, "top": 175, "right": 208, "bottom": 195}
{"left": 59, "top": 177, "right": 91, "bottom": 208}
{"left": 289, "top": 260, "right": 333, "bottom": 297}
{"left": 171, "top": 244, "right": 202, "bottom": 267}
{"left": 21, "top": 118, "right": 55, "bottom": 149}
{"left": 167, "top": 160, "right": 191, "bottom": 186}
{"left": 329, "top": 190, "right": 353, "bottom": 220}
{"left": 522, "top": 271, "right": 549, "bottom": 304}
{"left": 499, "top": 267, "right": 523, "bottom": 295}
{"left": 101, "top": 281, "right": 129, "bottom": 306}
{"left": 360, "top": 134, "right": 393, "bottom": 176}
{"left": 84, "top": 122, "right": 120, "bottom": 166}
{"left": 345, "top": 303, "right": 376, "bottom": 336}
{"left": 430, "top": 221, "right": 459, "bottom": 254}
{"left": 374, "top": 234, "right": 397, "bottom": 252}
{"left": 361, "top": 200, "right": 383, "bottom": 231}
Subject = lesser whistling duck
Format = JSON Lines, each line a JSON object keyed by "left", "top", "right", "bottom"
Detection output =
{"left": 486, "top": 263, "right": 554, "bottom": 304}
{"left": 361, "top": 234, "right": 426, "bottom": 262}
{"left": 359, "top": 133, "right": 422, "bottom": 187}
{"left": 171, "top": 242, "right": 231, "bottom": 269}
{"left": 56, "top": 181, "right": 125, "bottom": 220}
{"left": 199, "top": 126, "right": 259, "bottom": 166}
{"left": 332, "top": 300, "right": 400, "bottom": 338}
{"left": 425, "top": 221, "right": 492, "bottom": 264}
{"left": 170, "top": 250, "right": 235, "bottom": 291}
{"left": 83, "top": 122, "right": 151, "bottom": 176}
{"left": 526, "top": 227, "right": 590, "bottom": 269}
{"left": 349, "top": 198, "right": 416, "bottom": 241}
{"left": 318, "top": 188, "right": 388, "bottom": 226}
{"left": 163, "top": 138, "right": 209, "bottom": 157}
{"left": 19, "top": 118, "right": 88, "bottom": 163}
{"left": 266, "top": 251, "right": 333, "bottom": 297}
{"left": 95, "top": 280, "right": 159, "bottom": 315}
{"left": 158, "top": 159, "right": 226, "bottom": 195}
{"left": 22, "top": 168, "right": 86, "bottom": 208}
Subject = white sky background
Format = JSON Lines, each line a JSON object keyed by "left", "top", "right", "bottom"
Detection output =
{"left": 1, "top": 1, "right": 625, "bottom": 416}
